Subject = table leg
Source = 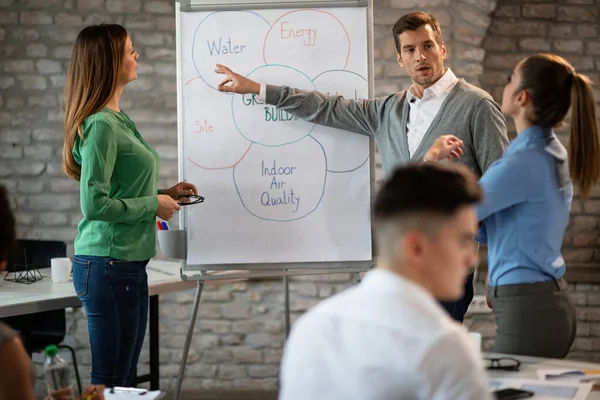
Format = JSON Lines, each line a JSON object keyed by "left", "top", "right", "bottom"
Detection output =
{"left": 132, "top": 294, "right": 160, "bottom": 389}
{"left": 150, "top": 295, "right": 159, "bottom": 390}
{"left": 284, "top": 275, "right": 290, "bottom": 338}
{"left": 173, "top": 281, "right": 204, "bottom": 400}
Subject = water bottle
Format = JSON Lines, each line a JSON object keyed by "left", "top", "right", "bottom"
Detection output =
{"left": 43, "top": 344, "right": 73, "bottom": 399}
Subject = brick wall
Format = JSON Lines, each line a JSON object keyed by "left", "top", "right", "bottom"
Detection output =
{"left": 481, "top": 0, "right": 600, "bottom": 265}
{"left": 1, "top": 0, "right": 600, "bottom": 395}
{"left": 477, "top": 0, "right": 600, "bottom": 362}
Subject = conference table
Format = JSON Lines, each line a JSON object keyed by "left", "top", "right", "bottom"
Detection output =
{"left": 0, "top": 258, "right": 193, "bottom": 390}
{"left": 4, "top": 261, "right": 600, "bottom": 398}
{"left": 487, "top": 352, "right": 600, "bottom": 399}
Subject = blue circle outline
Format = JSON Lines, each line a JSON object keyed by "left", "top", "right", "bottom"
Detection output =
{"left": 191, "top": 11, "right": 271, "bottom": 92}
{"left": 231, "top": 64, "right": 317, "bottom": 147}
{"left": 311, "top": 69, "right": 369, "bottom": 173}
{"left": 232, "top": 136, "right": 328, "bottom": 222}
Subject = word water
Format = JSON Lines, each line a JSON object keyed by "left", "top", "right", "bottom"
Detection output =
{"left": 207, "top": 37, "right": 246, "bottom": 55}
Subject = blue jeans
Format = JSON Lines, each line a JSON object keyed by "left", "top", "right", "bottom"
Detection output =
{"left": 72, "top": 255, "right": 149, "bottom": 387}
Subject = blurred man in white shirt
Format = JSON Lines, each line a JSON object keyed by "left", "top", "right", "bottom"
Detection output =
{"left": 279, "top": 163, "right": 492, "bottom": 400}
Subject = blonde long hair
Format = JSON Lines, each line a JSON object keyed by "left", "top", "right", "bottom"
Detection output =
{"left": 62, "top": 24, "right": 128, "bottom": 181}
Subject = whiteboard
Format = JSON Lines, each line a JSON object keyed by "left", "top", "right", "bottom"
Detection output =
{"left": 176, "top": 3, "right": 373, "bottom": 268}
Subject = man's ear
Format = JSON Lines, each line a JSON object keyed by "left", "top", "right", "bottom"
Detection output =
{"left": 402, "top": 230, "right": 425, "bottom": 266}
{"left": 441, "top": 41, "right": 447, "bottom": 59}
{"left": 397, "top": 52, "right": 404, "bottom": 68}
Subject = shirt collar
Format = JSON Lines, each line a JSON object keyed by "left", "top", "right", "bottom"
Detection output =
{"left": 506, "top": 125, "right": 553, "bottom": 154}
{"left": 362, "top": 269, "right": 443, "bottom": 311}
{"left": 407, "top": 68, "right": 459, "bottom": 101}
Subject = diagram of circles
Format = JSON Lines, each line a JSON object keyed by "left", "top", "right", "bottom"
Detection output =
{"left": 231, "top": 64, "right": 316, "bottom": 147}
{"left": 192, "top": 11, "right": 270, "bottom": 91}
{"left": 311, "top": 70, "right": 370, "bottom": 173}
{"left": 233, "top": 136, "right": 327, "bottom": 222}
{"left": 263, "top": 9, "right": 351, "bottom": 79}
{"left": 184, "top": 77, "right": 252, "bottom": 169}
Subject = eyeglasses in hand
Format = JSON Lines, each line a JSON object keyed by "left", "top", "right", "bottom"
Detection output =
{"left": 171, "top": 195, "right": 204, "bottom": 206}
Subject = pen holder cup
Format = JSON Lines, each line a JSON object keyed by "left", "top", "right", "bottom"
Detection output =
{"left": 158, "top": 229, "right": 187, "bottom": 259}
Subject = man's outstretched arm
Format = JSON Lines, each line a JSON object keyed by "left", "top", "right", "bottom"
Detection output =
{"left": 216, "top": 63, "right": 385, "bottom": 138}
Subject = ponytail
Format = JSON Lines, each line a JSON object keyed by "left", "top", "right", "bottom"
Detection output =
{"left": 518, "top": 54, "right": 600, "bottom": 198}
{"left": 569, "top": 73, "right": 600, "bottom": 198}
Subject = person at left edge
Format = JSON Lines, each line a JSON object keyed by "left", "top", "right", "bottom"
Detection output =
{"left": 0, "top": 186, "right": 105, "bottom": 400}
{"left": 62, "top": 24, "right": 197, "bottom": 387}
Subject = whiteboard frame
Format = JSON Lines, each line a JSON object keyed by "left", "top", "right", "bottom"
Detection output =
{"left": 180, "top": 0, "right": 367, "bottom": 11}
{"left": 175, "top": 0, "right": 376, "bottom": 280}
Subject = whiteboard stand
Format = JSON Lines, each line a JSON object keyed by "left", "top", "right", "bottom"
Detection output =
{"left": 171, "top": 267, "right": 369, "bottom": 400}
{"left": 172, "top": 0, "right": 375, "bottom": 397}
{"left": 174, "top": 280, "right": 203, "bottom": 400}
{"left": 283, "top": 272, "right": 290, "bottom": 337}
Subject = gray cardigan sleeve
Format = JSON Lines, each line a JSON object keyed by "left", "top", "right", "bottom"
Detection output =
{"left": 470, "top": 97, "right": 509, "bottom": 173}
{"left": 265, "top": 84, "right": 382, "bottom": 138}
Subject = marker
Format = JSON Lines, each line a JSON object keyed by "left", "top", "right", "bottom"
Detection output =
{"left": 161, "top": 221, "right": 169, "bottom": 230}
{"left": 156, "top": 221, "right": 163, "bottom": 230}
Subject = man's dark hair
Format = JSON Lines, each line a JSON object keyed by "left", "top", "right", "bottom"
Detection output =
{"left": 0, "top": 186, "right": 16, "bottom": 264}
{"left": 392, "top": 11, "right": 443, "bottom": 54}
{"left": 373, "top": 163, "right": 482, "bottom": 257}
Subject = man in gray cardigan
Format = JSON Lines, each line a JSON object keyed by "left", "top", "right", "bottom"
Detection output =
{"left": 216, "top": 11, "right": 509, "bottom": 322}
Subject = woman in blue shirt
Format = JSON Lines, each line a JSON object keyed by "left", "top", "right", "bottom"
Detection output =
{"left": 426, "top": 53, "right": 600, "bottom": 358}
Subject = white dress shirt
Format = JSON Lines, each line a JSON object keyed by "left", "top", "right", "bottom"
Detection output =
{"left": 258, "top": 83, "right": 268, "bottom": 102}
{"left": 405, "top": 68, "right": 459, "bottom": 157}
{"left": 279, "top": 269, "right": 491, "bottom": 400}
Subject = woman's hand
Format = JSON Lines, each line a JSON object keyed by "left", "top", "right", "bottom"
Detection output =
{"left": 44, "top": 387, "right": 73, "bottom": 400}
{"left": 215, "top": 64, "right": 261, "bottom": 95}
{"left": 45, "top": 384, "right": 105, "bottom": 400}
{"left": 485, "top": 276, "right": 493, "bottom": 309}
{"left": 161, "top": 181, "right": 198, "bottom": 197}
{"left": 424, "top": 135, "right": 464, "bottom": 162}
{"left": 156, "top": 195, "right": 180, "bottom": 221}
{"left": 160, "top": 181, "right": 198, "bottom": 207}
{"left": 80, "top": 384, "right": 105, "bottom": 400}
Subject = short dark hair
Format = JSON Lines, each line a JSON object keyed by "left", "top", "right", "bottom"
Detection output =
{"left": 374, "top": 163, "right": 482, "bottom": 221}
{"left": 0, "top": 186, "right": 16, "bottom": 264}
{"left": 373, "top": 163, "right": 482, "bottom": 258}
{"left": 392, "top": 11, "right": 443, "bottom": 54}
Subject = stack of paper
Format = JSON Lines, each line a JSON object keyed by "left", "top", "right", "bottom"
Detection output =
{"left": 538, "top": 368, "right": 600, "bottom": 387}
{"left": 489, "top": 377, "right": 592, "bottom": 399}
{"left": 104, "top": 389, "right": 165, "bottom": 400}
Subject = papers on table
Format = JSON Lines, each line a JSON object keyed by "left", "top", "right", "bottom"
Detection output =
{"left": 104, "top": 389, "right": 165, "bottom": 399}
{"left": 489, "top": 378, "right": 592, "bottom": 400}
{"left": 538, "top": 368, "right": 600, "bottom": 385}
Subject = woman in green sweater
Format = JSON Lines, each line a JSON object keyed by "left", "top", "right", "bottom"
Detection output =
{"left": 62, "top": 24, "right": 196, "bottom": 387}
